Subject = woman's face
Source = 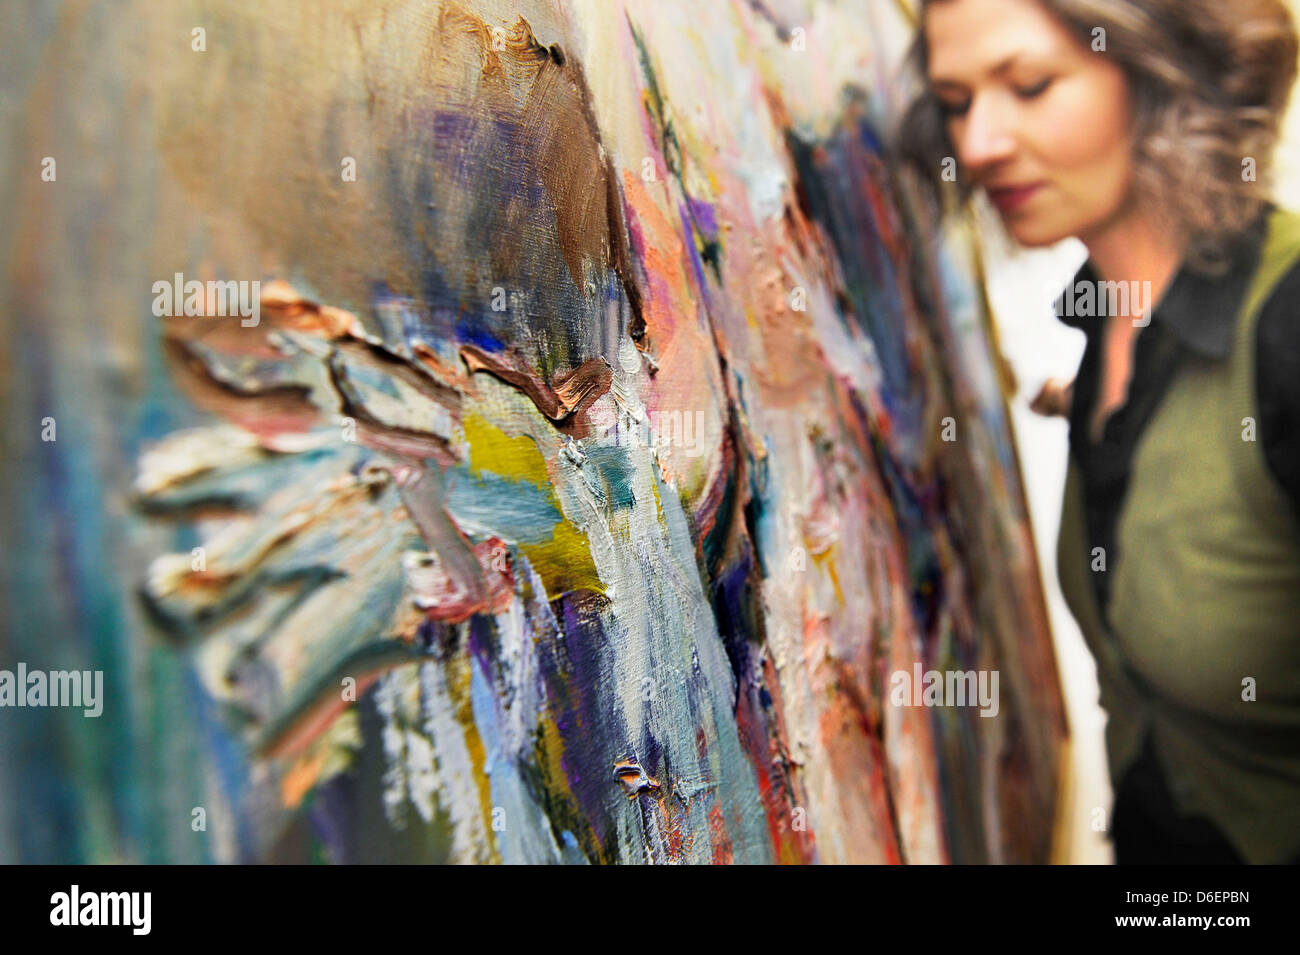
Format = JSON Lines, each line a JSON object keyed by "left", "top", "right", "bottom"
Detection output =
{"left": 925, "top": 0, "right": 1136, "bottom": 247}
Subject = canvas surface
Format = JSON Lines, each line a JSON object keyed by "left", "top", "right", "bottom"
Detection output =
{"left": 0, "top": 0, "right": 1065, "bottom": 863}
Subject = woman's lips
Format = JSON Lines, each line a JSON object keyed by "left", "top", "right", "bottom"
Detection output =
{"left": 988, "top": 182, "right": 1044, "bottom": 213}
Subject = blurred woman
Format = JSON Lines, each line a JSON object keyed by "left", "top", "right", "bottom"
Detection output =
{"left": 898, "top": 0, "right": 1300, "bottom": 863}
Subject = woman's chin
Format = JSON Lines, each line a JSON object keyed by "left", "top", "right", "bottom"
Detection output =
{"left": 1000, "top": 215, "right": 1073, "bottom": 249}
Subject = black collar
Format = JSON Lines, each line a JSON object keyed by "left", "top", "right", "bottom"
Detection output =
{"left": 1054, "top": 203, "right": 1274, "bottom": 360}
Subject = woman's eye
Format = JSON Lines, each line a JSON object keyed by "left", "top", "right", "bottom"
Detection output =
{"left": 936, "top": 98, "right": 970, "bottom": 117}
{"left": 1015, "top": 77, "right": 1053, "bottom": 99}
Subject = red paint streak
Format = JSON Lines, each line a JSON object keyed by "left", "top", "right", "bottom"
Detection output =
{"left": 709, "top": 805, "right": 734, "bottom": 864}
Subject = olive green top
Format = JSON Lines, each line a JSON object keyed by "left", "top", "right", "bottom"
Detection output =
{"left": 1057, "top": 206, "right": 1300, "bottom": 864}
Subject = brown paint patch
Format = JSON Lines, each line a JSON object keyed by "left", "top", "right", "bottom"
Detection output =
{"left": 429, "top": 5, "right": 645, "bottom": 333}
{"left": 460, "top": 343, "right": 612, "bottom": 424}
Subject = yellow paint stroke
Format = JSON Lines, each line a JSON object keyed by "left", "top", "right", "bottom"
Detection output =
{"left": 529, "top": 705, "right": 591, "bottom": 856}
{"left": 447, "top": 653, "right": 501, "bottom": 865}
{"left": 648, "top": 463, "right": 667, "bottom": 526}
{"left": 812, "top": 543, "right": 844, "bottom": 605}
{"left": 464, "top": 413, "right": 551, "bottom": 486}
{"left": 521, "top": 521, "right": 605, "bottom": 597}
{"left": 538, "top": 711, "right": 581, "bottom": 811}
{"left": 282, "top": 748, "right": 329, "bottom": 809}
{"left": 462, "top": 412, "right": 605, "bottom": 597}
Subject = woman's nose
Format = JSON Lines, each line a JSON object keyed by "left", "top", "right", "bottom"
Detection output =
{"left": 956, "top": 93, "right": 1018, "bottom": 177}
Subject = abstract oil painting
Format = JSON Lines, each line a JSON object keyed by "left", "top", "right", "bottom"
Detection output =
{"left": 0, "top": 0, "right": 1065, "bottom": 864}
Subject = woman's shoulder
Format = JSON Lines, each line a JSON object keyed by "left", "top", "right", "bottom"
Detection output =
{"left": 1254, "top": 204, "right": 1300, "bottom": 321}
{"left": 1254, "top": 204, "right": 1300, "bottom": 368}
{"left": 1256, "top": 213, "right": 1300, "bottom": 315}
{"left": 1256, "top": 262, "right": 1300, "bottom": 363}
{"left": 1262, "top": 204, "right": 1300, "bottom": 267}
{"left": 1252, "top": 222, "right": 1300, "bottom": 514}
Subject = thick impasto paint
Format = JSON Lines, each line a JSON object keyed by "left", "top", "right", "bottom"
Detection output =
{"left": 0, "top": 0, "right": 1065, "bottom": 863}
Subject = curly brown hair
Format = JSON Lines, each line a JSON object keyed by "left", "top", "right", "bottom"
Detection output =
{"left": 894, "top": 0, "right": 1299, "bottom": 274}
